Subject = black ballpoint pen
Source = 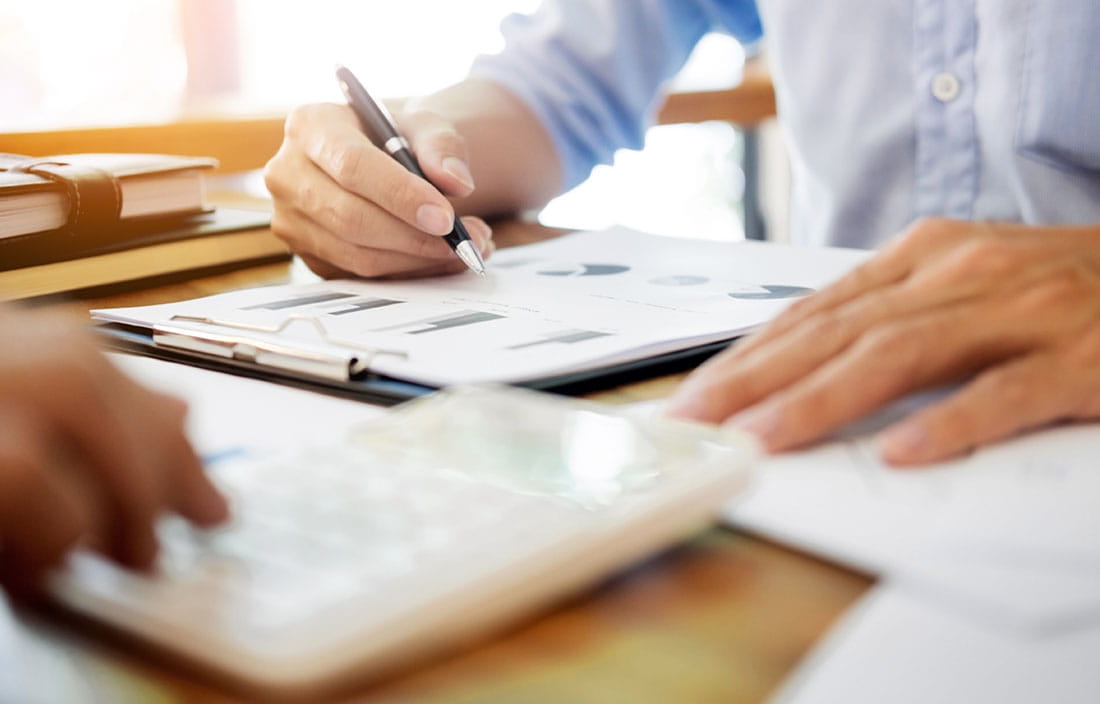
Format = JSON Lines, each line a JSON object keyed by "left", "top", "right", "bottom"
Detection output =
{"left": 336, "top": 65, "right": 486, "bottom": 275}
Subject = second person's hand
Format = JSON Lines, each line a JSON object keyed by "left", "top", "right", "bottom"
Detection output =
{"left": 666, "top": 218, "right": 1100, "bottom": 466}
{"left": 264, "top": 102, "right": 494, "bottom": 279}
{"left": 0, "top": 308, "right": 229, "bottom": 596}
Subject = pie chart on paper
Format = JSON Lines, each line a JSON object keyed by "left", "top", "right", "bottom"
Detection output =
{"left": 728, "top": 285, "right": 815, "bottom": 300}
{"left": 537, "top": 264, "right": 631, "bottom": 277}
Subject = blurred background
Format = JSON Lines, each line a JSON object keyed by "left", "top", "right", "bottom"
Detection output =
{"left": 0, "top": 0, "right": 787, "bottom": 241}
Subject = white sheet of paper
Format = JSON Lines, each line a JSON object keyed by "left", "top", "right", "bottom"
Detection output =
{"left": 110, "top": 353, "right": 384, "bottom": 454}
{"left": 725, "top": 417, "right": 1100, "bottom": 633}
{"left": 772, "top": 584, "right": 1100, "bottom": 704}
{"left": 93, "top": 228, "right": 869, "bottom": 386}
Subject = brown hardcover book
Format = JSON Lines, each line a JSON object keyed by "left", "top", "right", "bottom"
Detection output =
{"left": 0, "top": 153, "right": 288, "bottom": 298}
{"left": 0, "top": 152, "right": 221, "bottom": 268}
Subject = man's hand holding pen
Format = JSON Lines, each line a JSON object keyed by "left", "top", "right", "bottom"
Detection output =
{"left": 263, "top": 94, "right": 494, "bottom": 280}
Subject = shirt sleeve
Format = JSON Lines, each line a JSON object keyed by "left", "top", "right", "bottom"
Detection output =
{"left": 469, "top": 0, "right": 763, "bottom": 191}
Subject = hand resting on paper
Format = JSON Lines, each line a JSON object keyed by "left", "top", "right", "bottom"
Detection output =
{"left": 0, "top": 307, "right": 228, "bottom": 595}
{"left": 666, "top": 218, "right": 1100, "bottom": 465}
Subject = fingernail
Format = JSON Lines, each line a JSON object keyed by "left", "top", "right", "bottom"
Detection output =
{"left": 879, "top": 424, "right": 927, "bottom": 462}
{"left": 727, "top": 405, "right": 783, "bottom": 449}
{"left": 442, "top": 157, "right": 474, "bottom": 191}
{"left": 416, "top": 204, "right": 454, "bottom": 235}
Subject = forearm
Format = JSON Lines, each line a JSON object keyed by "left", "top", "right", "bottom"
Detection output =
{"left": 412, "top": 79, "right": 564, "bottom": 218}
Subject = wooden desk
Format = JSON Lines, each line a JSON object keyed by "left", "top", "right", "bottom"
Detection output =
{"left": 10, "top": 221, "right": 872, "bottom": 703}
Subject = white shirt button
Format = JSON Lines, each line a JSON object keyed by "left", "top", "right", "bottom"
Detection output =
{"left": 931, "top": 72, "right": 961, "bottom": 103}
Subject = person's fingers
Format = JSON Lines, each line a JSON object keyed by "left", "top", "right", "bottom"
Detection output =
{"left": 373, "top": 217, "right": 496, "bottom": 279}
{"left": 729, "top": 241, "right": 916, "bottom": 359}
{"left": 271, "top": 206, "right": 375, "bottom": 276}
{"left": 146, "top": 393, "right": 228, "bottom": 527}
{"left": 283, "top": 103, "right": 457, "bottom": 236}
{"left": 0, "top": 313, "right": 165, "bottom": 568}
{"left": 3, "top": 350, "right": 156, "bottom": 569}
{"left": 667, "top": 223, "right": 1060, "bottom": 424}
{"left": 726, "top": 301, "right": 1026, "bottom": 453}
{"left": 665, "top": 329, "right": 834, "bottom": 425}
{"left": 297, "top": 253, "right": 357, "bottom": 279}
{"left": 0, "top": 406, "right": 88, "bottom": 594}
{"left": 272, "top": 207, "right": 446, "bottom": 277}
{"left": 878, "top": 350, "right": 1100, "bottom": 466}
{"left": 82, "top": 371, "right": 164, "bottom": 570}
{"left": 459, "top": 216, "right": 495, "bottom": 258}
{"left": 888, "top": 234, "right": 1071, "bottom": 307}
{"left": 0, "top": 311, "right": 227, "bottom": 582}
{"left": 667, "top": 268, "right": 973, "bottom": 423}
{"left": 374, "top": 219, "right": 494, "bottom": 278}
{"left": 269, "top": 154, "right": 457, "bottom": 259}
{"left": 667, "top": 294, "right": 903, "bottom": 422}
{"left": 730, "top": 217, "right": 976, "bottom": 361}
{"left": 399, "top": 106, "right": 475, "bottom": 197}
{"left": 277, "top": 206, "right": 492, "bottom": 279}
{"left": 876, "top": 355, "right": 1069, "bottom": 465}
{"left": 286, "top": 210, "right": 457, "bottom": 278}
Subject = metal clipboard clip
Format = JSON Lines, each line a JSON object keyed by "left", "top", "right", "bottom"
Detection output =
{"left": 151, "top": 314, "right": 408, "bottom": 381}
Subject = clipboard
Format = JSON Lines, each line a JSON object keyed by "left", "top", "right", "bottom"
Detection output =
{"left": 88, "top": 227, "right": 873, "bottom": 406}
{"left": 95, "top": 316, "right": 735, "bottom": 406}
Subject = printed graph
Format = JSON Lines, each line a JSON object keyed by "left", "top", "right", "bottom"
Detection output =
{"left": 372, "top": 310, "right": 506, "bottom": 335}
{"left": 537, "top": 263, "right": 630, "bottom": 277}
{"left": 242, "top": 292, "right": 356, "bottom": 311}
{"left": 507, "top": 329, "right": 613, "bottom": 350}
{"left": 728, "top": 285, "right": 815, "bottom": 300}
{"left": 326, "top": 298, "right": 404, "bottom": 316}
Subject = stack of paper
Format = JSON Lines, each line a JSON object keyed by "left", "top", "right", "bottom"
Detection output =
{"left": 726, "top": 416, "right": 1100, "bottom": 633}
{"left": 721, "top": 397, "right": 1100, "bottom": 702}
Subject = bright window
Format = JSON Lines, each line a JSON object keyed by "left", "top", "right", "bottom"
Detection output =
{"left": 0, "top": 0, "right": 542, "bottom": 130}
{"left": 0, "top": 1, "right": 750, "bottom": 241}
{"left": 0, "top": 1, "right": 187, "bottom": 131}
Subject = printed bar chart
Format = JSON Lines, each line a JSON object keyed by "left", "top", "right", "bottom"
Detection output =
{"left": 373, "top": 310, "right": 506, "bottom": 335}
{"left": 327, "top": 298, "right": 404, "bottom": 316}
{"left": 243, "top": 292, "right": 357, "bottom": 311}
{"left": 507, "top": 330, "right": 612, "bottom": 350}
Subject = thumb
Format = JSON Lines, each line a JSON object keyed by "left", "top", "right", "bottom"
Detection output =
{"left": 398, "top": 106, "right": 475, "bottom": 197}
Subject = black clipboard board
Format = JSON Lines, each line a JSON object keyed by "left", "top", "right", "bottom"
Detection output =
{"left": 95, "top": 321, "right": 736, "bottom": 406}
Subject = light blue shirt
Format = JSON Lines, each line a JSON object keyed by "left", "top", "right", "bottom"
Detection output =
{"left": 470, "top": 0, "right": 1100, "bottom": 248}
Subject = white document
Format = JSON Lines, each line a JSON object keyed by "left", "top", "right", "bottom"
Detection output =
{"left": 92, "top": 228, "right": 869, "bottom": 386}
{"left": 110, "top": 353, "right": 385, "bottom": 454}
{"left": 725, "top": 412, "right": 1100, "bottom": 632}
{"left": 772, "top": 585, "right": 1100, "bottom": 704}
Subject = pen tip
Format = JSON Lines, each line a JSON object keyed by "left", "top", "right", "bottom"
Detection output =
{"left": 455, "top": 240, "right": 487, "bottom": 276}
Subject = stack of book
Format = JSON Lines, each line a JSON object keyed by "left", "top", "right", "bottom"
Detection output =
{"left": 0, "top": 152, "right": 287, "bottom": 299}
